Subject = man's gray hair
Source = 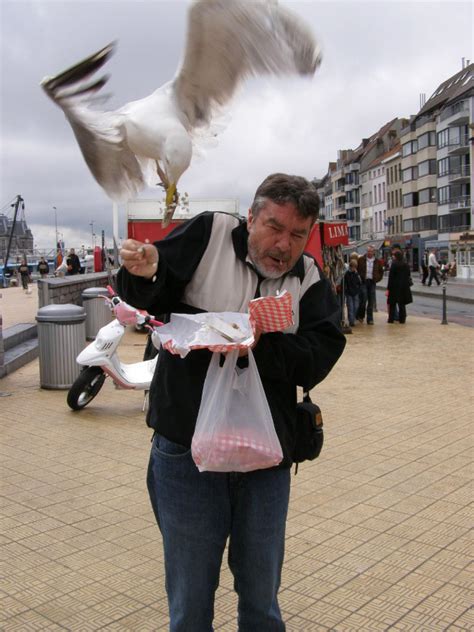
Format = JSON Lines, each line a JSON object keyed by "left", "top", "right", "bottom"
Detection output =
{"left": 251, "top": 173, "right": 319, "bottom": 221}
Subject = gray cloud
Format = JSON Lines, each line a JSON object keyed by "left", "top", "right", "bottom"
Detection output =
{"left": 1, "top": 0, "right": 472, "bottom": 249}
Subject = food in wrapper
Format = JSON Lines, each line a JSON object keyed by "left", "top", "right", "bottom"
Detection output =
{"left": 192, "top": 432, "right": 283, "bottom": 473}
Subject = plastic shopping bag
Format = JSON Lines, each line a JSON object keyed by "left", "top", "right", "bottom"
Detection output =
{"left": 192, "top": 349, "right": 283, "bottom": 473}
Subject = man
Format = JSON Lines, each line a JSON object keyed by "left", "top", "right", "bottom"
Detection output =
{"left": 427, "top": 249, "right": 441, "bottom": 286}
{"left": 118, "top": 173, "right": 346, "bottom": 631}
{"left": 37, "top": 256, "right": 49, "bottom": 278}
{"left": 421, "top": 250, "right": 429, "bottom": 285}
{"left": 356, "top": 244, "right": 384, "bottom": 324}
{"left": 66, "top": 248, "right": 81, "bottom": 275}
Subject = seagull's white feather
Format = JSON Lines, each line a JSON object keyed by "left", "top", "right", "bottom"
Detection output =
{"left": 41, "top": 0, "right": 321, "bottom": 219}
{"left": 173, "top": 0, "right": 321, "bottom": 127}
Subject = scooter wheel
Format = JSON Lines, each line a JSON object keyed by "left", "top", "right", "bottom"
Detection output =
{"left": 67, "top": 367, "right": 106, "bottom": 411}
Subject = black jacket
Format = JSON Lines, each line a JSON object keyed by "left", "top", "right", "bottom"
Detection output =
{"left": 387, "top": 260, "right": 413, "bottom": 305}
{"left": 344, "top": 270, "right": 362, "bottom": 297}
{"left": 117, "top": 212, "right": 346, "bottom": 468}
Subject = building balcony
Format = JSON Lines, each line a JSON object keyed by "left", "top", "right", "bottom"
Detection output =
{"left": 449, "top": 196, "right": 471, "bottom": 211}
{"left": 448, "top": 135, "right": 470, "bottom": 155}
{"left": 440, "top": 100, "right": 470, "bottom": 125}
{"left": 448, "top": 164, "right": 472, "bottom": 183}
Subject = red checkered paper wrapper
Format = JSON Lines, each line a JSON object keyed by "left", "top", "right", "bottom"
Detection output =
{"left": 248, "top": 290, "right": 293, "bottom": 333}
{"left": 157, "top": 291, "right": 293, "bottom": 358}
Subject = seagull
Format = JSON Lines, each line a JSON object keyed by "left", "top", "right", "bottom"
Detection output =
{"left": 41, "top": 0, "right": 322, "bottom": 226}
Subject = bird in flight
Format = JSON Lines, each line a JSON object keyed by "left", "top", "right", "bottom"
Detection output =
{"left": 41, "top": 0, "right": 322, "bottom": 226}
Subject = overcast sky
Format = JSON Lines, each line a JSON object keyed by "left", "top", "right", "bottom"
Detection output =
{"left": 0, "top": 0, "right": 472, "bottom": 252}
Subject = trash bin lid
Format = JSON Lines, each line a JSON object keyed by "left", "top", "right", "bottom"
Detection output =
{"left": 81, "top": 287, "right": 110, "bottom": 300}
{"left": 36, "top": 303, "right": 86, "bottom": 323}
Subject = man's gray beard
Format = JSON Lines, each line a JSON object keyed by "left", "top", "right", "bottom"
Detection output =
{"left": 253, "top": 262, "right": 285, "bottom": 279}
{"left": 248, "top": 254, "right": 285, "bottom": 279}
{"left": 248, "top": 240, "right": 287, "bottom": 279}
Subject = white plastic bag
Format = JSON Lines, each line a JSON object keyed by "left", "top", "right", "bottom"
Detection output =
{"left": 191, "top": 349, "right": 283, "bottom": 472}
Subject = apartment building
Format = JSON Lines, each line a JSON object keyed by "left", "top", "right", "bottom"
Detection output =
{"left": 383, "top": 144, "right": 403, "bottom": 238}
{"left": 314, "top": 163, "right": 336, "bottom": 221}
{"left": 313, "top": 62, "right": 473, "bottom": 275}
{"left": 358, "top": 118, "right": 407, "bottom": 245}
{"left": 400, "top": 62, "right": 473, "bottom": 274}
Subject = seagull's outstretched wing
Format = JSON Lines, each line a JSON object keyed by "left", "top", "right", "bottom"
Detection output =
{"left": 173, "top": 0, "right": 321, "bottom": 128}
{"left": 41, "top": 43, "right": 145, "bottom": 201}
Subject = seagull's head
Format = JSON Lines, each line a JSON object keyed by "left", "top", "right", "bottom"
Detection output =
{"left": 164, "top": 133, "right": 193, "bottom": 207}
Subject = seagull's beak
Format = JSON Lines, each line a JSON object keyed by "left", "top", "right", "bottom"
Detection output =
{"left": 166, "top": 182, "right": 177, "bottom": 207}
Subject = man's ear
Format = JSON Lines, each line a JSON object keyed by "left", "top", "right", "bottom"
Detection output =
{"left": 247, "top": 207, "right": 253, "bottom": 228}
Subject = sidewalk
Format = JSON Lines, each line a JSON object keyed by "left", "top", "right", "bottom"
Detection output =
{"left": 377, "top": 273, "right": 474, "bottom": 304}
{"left": 1, "top": 297, "right": 473, "bottom": 629}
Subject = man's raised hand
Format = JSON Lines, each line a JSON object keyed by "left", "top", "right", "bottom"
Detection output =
{"left": 120, "top": 239, "right": 159, "bottom": 279}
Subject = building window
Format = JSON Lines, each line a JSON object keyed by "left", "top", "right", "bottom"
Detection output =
{"left": 418, "top": 187, "right": 437, "bottom": 204}
{"left": 403, "top": 166, "right": 418, "bottom": 182}
{"left": 438, "top": 157, "right": 450, "bottom": 177}
{"left": 402, "top": 140, "right": 418, "bottom": 157}
{"left": 418, "top": 159, "right": 436, "bottom": 178}
{"left": 382, "top": 182, "right": 386, "bottom": 201}
{"left": 374, "top": 186, "right": 377, "bottom": 204}
{"left": 438, "top": 186, "right": 450, "bottom": 205}
{"left": 437, "top": 129, "right": 450, "bottom": 149}
{"left": 417, "top": 131, "right": 436, "bottom": 150}
{"left": 403, "top": 192, "right": 419, "bottom": 208}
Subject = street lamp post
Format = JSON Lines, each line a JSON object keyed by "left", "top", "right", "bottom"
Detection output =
{"left": 90, "top": 221, "right": 95, "bottom": 249}
{"left": 52, "top": 206, "right": 58, "bottom": 253}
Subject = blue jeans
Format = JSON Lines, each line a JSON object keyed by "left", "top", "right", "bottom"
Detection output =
{"left": 147, "top": 433, "right": 291, "bottom": 631}
{"left": 345, "top": 294, "right": 359, "bottom": 325}
{"left": 357, "top": 279, "right": 376, "bottom": 323}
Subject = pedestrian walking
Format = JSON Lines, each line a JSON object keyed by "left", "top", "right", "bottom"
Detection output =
{"left": 356, "top": 245, "right": 384, "bottom": 324}
{"left": 18, "top": 259, "right": 31, "bottom": 291}
{"left": 37, "top": 257, "right": 50, "bottom": 278}
{"left": 387, "top": 250, "right": 413, "bottom": 324}
{"left": 421, "top": 251, "right": 429, "bottom": 285}
{"left": 344, "top": 259, "right": 362, "bottom": 326}
{"left": 118, "top": 173, "right": 346, "bottom": 630}
{"left": 427, "top": 249, "right": 440, "bottom": 286}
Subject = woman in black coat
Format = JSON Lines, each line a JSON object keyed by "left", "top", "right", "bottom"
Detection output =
{"left": 387, "top": 251, "right": 412, "bottom": 324}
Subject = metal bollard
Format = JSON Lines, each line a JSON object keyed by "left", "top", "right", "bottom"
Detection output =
{"left": 441, "top": 280, "right": 448, "bottom": 325}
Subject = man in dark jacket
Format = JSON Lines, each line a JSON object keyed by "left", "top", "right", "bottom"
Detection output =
{"left": 118, "top": 173, "right": 346, "bottom": 631}
{"left": 356, "top": 244, "right": 384, "bottom": 324}
{"left": 66, "top": 248, "right": 81, "bottom": 275}
{"left": 387, "top": 250, "right": 413, "bottom": 323}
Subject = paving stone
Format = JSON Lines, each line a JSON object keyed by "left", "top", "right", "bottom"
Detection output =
{"left": 0, "top": 294, "right": 472, "bottom": 630}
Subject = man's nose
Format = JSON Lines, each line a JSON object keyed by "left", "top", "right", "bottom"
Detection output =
{"left": 275, "top": 232, "right": 291, "bottom": 250}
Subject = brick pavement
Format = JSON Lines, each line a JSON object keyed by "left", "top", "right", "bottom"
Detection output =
{"left": 0, "top": 294, "right": 473, "bottom": 630}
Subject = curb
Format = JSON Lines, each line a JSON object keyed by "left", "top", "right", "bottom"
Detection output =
{"left": 376, "top": 282, "right": 474, "bottom": 305}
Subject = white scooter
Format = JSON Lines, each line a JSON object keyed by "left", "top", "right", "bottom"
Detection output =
{"left": 67, "top": 288, "right": 163, "bottom": 411}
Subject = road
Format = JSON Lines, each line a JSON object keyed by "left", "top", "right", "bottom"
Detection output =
{"left": 376, "top": 287, "right": 474, "bottom": 328}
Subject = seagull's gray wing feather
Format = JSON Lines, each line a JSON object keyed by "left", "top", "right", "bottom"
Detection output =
{"left": 41, "top": 43, "right": 145, "bottom": 201}
{"left": 173, "top": 0, "right": 321, "bottom": 127}
{"left": 65, "top": 107, "right": 145, "bottom": 201}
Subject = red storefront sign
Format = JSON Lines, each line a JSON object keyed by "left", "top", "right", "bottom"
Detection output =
{"left": 321, "top": 222, "right": 349, "bottom": 246}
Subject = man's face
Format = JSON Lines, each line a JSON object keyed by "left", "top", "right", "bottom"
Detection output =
{"left": 247, "top": 200, "right": 313, "bottom": 279}
{"left": 367, "top": 246, "right": 375, "bottom": 259}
